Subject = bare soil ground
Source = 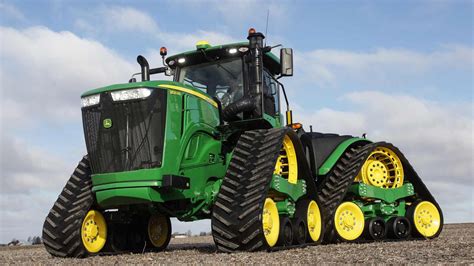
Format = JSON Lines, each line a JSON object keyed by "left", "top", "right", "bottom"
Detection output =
{"left": 1, "top": 223, "right": 473, "bottom": 264}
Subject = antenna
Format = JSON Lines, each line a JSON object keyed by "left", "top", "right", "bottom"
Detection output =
{"left": 264, "top": 9, "right": 270, "bottom": 46}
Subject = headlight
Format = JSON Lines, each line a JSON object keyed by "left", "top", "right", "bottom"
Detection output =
{"left": 81, "top": 94, "right": 100, "bottom": 107}
{"left": 111, "top": 88, "right": 152, "bottom": 101}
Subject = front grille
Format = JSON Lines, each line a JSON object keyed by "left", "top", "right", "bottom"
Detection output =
{"left": 82, "top": 88, "right": 167, "bottom": 174}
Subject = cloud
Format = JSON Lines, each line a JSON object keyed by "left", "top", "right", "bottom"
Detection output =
{"left": 296, "top": 45, "right": 474, "bottom": 88}
{"left": 0, "top": 26, "right": 135, "bottom": 126}
{"left": 73, "top": 6, "right": 238, "bottom": 52}
{"left": 298, "top": 90, "right": 473, "bottom": 222}
{"left": 0, "top": 134, "right": 72, "bottom": 194}
{"left": 0, "top": 26, "right": 136, "bottom": 242}
{"left": 75, "top": 6, "right": 159, "bottom": 35}
{"left": 0, "top": 132, "right": 81, "bottom": 242}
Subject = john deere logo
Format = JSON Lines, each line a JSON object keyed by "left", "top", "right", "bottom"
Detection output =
{"left": 103, "top": 118, "right": 112, "bottom": 129}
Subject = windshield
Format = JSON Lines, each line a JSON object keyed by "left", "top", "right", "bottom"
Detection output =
{"left": 178, "top": 58, "right": 243, "bottom": 108}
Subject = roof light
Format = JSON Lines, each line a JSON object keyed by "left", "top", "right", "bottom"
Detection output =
{"left": 228, "top": 48, "right": 238, "bottom": 54}
{"left": 291, "top": 123, "right": 303, "bottom": 130}
{"left": 178, "top": 58, "right": 186, "bottom": 64}
{"left": 111, "top": 88, "right": 152, "bottom": 101}
{"left": 159, "top": 47, "right": 167, "bottom": 57}
{"left": 248, "top": 28, "right": 256, "bottom": 35}
{"left": 81, "top": 94, "right": 100, "bottom": 107}
{"left": 238, "top": 47, "right": 249, "bottom": 53}
{"left": 196, "top": 40, "right": 211, "bottom": 50}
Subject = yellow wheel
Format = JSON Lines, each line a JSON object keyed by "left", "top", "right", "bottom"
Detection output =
{"left": 262, "top": 198, "right": 280, "bottom": 247}
{"left": 307, "top": 200, "right": 322, "bottom": 242}
{"left": 334, "top": 202, "right": 365, "bottom": 241}
{"left": 274, "top": 135, "right": 298, "bottom": 184}
{"left": 81, "top": 210, "right": 107, "bottom": 253}
{"left": 410, "top": 201, "right": 442, "bottom": 238}
{"left": 147, "top": 213, "right": 171, "bottom": 250}
{"left": 355, "top": 146, "right": 404, "bottom": 188}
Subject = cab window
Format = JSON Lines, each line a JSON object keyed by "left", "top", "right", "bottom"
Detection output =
{"left": 263, "top": 70, "right": 280, "bottom": 116}
{"left": 178, "top": 58, "right": 244, "bottom": 108}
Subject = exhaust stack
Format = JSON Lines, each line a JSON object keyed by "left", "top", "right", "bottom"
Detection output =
{"left": 137, "top": 55, "right": 150, "bottom": 81}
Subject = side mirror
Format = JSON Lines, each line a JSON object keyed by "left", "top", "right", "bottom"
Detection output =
{"left": 280, "top": 48, "right": 293, "bottom": 77}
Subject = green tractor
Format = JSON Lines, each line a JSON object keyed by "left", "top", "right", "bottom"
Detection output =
{"left": 43, "top": 29, "right": 443, "bottom": 257}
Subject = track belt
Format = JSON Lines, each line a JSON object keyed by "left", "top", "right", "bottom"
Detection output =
{"left": 211, "top": 127, "right": 289, "bottom": 252}
{"left": 316, "top": 141, "right": 443, "bottom": 243}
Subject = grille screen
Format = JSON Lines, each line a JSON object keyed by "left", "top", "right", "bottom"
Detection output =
{"left": 82, "top": 88, "right": 167, "bottom": 174}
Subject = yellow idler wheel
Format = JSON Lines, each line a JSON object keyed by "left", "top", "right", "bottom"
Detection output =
{"left": 334, "top": 202, "right": 365, "bottom": 241}
{"left": 81, "top": 210, "right": 107, "bottom": 253}
{"left": 262, "top": 198, "right": 280, "bottom": 247}
{"left": 307, "top": 200, "right": 322, "bottom": 242}
{"left": 411, "top": 201, "right": 442, "bottom": 238}
{"left": 355, "top": 146, "right": 404, "bottom": 188}
{"left": 274, "top": 135, "right": 298, "bottom": 184}
{"left": 148, "top": 213, "right": 171, "bottom": 250}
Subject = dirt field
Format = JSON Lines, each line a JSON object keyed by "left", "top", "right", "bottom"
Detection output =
{"left": 1, "top": 223, "right": 473, "bottom": 264}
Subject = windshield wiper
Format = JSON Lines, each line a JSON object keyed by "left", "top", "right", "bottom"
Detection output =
{"left": 200, "top": 50, "right": 236, "bottom": 80}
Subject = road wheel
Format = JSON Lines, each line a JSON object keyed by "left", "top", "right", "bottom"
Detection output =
{"left": 295, "top": 199, "right": 323, "bottom": 243}
{"left": 387, "top": 216, "right": 411, "bottom": 239}
{"left": 365, "top": 217, "right": 386, "bottom": 241}
{"left": 334, "top": 202, "right": 365, "bottom": 241}
{"left": 277, "top": 217, "right": 293, "bottom": 246}
{"left": 147, "top": 213, "right": 171, "bottom": 251}
{"left": 292, "top": 217, "right": 307, "bottom": 245}
{"left": 81, "top": 210, "right": 107, "bottom": 253}
{"left": 407, "top": 201, "right": 441, "bottom": 238}
{"left": 262, "top": 198, "right": 280, "bottom": 248}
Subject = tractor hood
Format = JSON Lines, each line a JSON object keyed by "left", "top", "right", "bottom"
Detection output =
{"left": 81, "top": 80, "right": 218, "bottom": 108}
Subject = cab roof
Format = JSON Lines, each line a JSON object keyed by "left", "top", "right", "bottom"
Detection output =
{"left": 166, "top": 41, "right": 281, "bottom": 75}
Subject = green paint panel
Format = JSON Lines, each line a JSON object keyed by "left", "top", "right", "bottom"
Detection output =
{"left": 276, "top": 199, "right": 296, "bottom": 217}
{"left": 356, "top": 200, "right": 407, "bottom": 221}
{"left": 349, "top": 183, "right": 415, "bottom": 203}
{"left": 81, "top": 80, "right": 211, "bottom": 99}
{"left": 91, "top": 86, "right": 228, "bottom": 218}
{"left": 263, "top": 113, "right": 282, "bottom": 128}
{"left": 318, "top": 138, "right": 371, "bottom": 175}
{"left": 270, "top": 175, "right": 306, "bottom": 202}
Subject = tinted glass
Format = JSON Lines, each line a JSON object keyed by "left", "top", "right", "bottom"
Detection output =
{"left": 178, "top": 58, "right": 243, "bottom": 108}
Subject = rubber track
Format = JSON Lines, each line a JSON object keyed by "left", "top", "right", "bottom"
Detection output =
{"left": 42, "top": 155, "right": 94, "bottom": 257}
{"left": 211, "top": 128, "right": 288, "bottom": 252}
{"left": 316, "top": 141, "right": 443, "bottom": 243}
{"left": 316, "top": 142, "right": 370, "bottom": 243}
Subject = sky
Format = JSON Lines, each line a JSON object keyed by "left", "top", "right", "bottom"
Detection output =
{"left": 0, "top": 0, "right": 472, "bottom": 243}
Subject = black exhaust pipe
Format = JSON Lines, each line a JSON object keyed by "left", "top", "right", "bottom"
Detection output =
{"left": 137, "top": 55, "right": 150, "bottom": 81}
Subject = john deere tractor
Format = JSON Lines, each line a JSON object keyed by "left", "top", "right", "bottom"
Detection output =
{"left": 42, "top": 29, "right": 443, "bottom": 257}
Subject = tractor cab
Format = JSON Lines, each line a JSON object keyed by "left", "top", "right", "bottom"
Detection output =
{"left": 163, "top": 34, "right": 293, "bottom": 128}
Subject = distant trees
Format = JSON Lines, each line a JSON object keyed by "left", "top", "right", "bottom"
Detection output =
{"left": 7, "top": 236, "right": 42, "bottom": 246}
{"left": 31, "top": 236, "right": 42, "bottom": 245}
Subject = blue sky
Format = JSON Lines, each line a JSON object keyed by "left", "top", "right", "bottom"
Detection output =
{"left": 0, "top": 0, "right": 472, "bottom": 243}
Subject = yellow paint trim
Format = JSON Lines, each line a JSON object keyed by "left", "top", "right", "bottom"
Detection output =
{"left": 307, "top": 200, "right": 322, "bottom": 242}
{"left": 334, "top": 202, "right": 365, "bottom": 241}
{"left": 355, "top": 146, "right": 404, "bottom": 189}
{"left": 159, "top": 84, "right": 218, "bottom": 108}
{"left": 262, "top": 198, "right": 280, "bottom": 247}
{"left": 81, "top": 210, "right": 107, "bottom": 253}
{"left": 274, "top": 135, "right": 298, "bottom": 184}
{"left": 148, "top": 214, "right": 169, "bottom": 248}
{"left": 413, "top": 201, "right": 441, "bottom": 238}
